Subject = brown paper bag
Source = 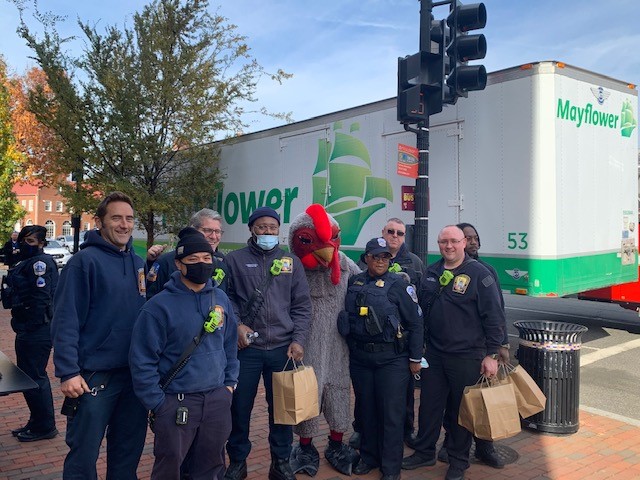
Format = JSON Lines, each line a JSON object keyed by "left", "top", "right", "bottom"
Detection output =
{"left": 508, "top": 364, "right": 547, "bottom": 418}
{"left": 458, "top": 378, "right": 521, "bottom": 441}
{"left": 272, "top": 363, "right": 319, "bottom": 425}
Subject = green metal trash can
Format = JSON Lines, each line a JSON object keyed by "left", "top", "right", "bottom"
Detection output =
{"left": 513, "top": 320, "right": 588, "bottom": 434}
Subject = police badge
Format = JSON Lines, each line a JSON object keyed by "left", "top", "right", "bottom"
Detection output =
{"left": 33, "top": 261, "right": 47, "bottom": 276}
{"left": 452, "top": 274, "right": 470, "bottom": 294}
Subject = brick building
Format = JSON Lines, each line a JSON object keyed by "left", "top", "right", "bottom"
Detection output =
{"left": 11, "top": 182, "right": 95, "bottom": 238}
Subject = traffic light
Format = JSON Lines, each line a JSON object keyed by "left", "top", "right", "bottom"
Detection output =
{"left": 444, "top": 1, "right": 487, "bottom": 104}
{"left": 397, "top": 52, "right": 425, "bottom": 124}
{"left": 397, "top": 17, "right": 446, "bottom": 123}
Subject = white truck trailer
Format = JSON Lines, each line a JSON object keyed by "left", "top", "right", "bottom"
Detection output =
{"left": 214, "top": 61, "right": 638, "bottom": 297}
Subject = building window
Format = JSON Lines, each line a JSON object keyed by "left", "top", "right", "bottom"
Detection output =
{"left": 28, "top": 200, "right": 34, "bottom": 212}
{"left": 44, "top": 200, "right": 52, "bottom": 212}
{"left": 21, "top": 200, "right": 27, "bottom": 208}
{"left": 62, "top": 221, "right": 72, "bottom": 236}
{"left": 45, "top": 220, "right": 55, "bottom": 239}
{"left": 56, "top": 201, "right": 64, "bottom": 212}
{"left": 84, "top": 222, "right": 91, "bottom": 231}
{"left": 26, "top": 219, "right": 33, "bottom": 226}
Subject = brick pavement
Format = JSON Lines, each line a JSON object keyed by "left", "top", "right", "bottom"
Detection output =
{"left": 2, "top": 306, "right": 640, "bottom": 479}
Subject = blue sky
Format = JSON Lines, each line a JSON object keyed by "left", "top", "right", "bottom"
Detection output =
{"left": 1, "top": 0, "right": 639, "bottom": 134}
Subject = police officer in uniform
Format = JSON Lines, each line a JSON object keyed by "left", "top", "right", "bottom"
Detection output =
{"left": 402, "top": 226, "right": 505, "bottom": 480}
{"left": 434, "top": 223, "right": 511, "bottom": 469}
{"left": 353, "top": 219, "right": 426, "bottom": 449}
{"left": 340, "top": 237, "right": 423, "bottom": 480}
{"left": 3, "top": 225, "right": 59, "bottom": 441}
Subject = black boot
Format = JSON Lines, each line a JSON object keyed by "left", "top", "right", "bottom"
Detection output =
{"left": 325, "top": 438, "right": 360, "bottom": 476}
{"left": 475, "top": 445, "right": 505, "bottom": 469}
{"left": 290, "top": 442, "right": 320, "bottom": 476}
{"left": 269, "top": 457, "right": 296, "bottom": 480}
{"left": 224, "top": 461, "right": 247, "bottom": 480}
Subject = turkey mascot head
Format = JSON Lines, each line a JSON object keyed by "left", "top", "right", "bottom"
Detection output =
{"left": 288, "top": 204, "right": 342, "bottom": 285}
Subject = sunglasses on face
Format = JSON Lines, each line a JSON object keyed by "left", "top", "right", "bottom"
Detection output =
{"left": 386, "top": 229, "right": 405, "bottom": 237}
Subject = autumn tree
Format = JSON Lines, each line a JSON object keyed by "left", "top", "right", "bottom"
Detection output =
{"left": 0, "top": 57, "right": 26, "bottom": 240}
{"left": 13, "top": 0, "right": 291, "bottom": 246}
{"left": 7, "top": 67, "right": 62, "bottom": 184}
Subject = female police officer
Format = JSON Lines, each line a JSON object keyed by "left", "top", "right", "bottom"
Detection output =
{"left": 3, "top": 225, "right": 58, "bottom": 441}
{"left": 338, "top": 237, "right": 423, "bottom": 480}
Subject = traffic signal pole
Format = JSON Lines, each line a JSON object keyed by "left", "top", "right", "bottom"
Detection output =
{"left": 398, "top": 0, "right": 486, "bottom": 265}
{"left": 413, "top": 120, "right": 430, "bottom": 264}
{"left": 412, "top": 0, "right": 434, "bottom": 265}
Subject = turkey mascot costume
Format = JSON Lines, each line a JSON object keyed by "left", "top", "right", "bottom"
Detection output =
{"left": 288, "top": 204, "right": 361, "bottom": 476}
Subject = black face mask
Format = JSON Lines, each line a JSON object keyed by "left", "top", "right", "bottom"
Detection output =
{"left": 19, "top": 242, "right": 40, "bottom": 259}
{"left": 181, "top": 261, "right": 215, "bottom": 284}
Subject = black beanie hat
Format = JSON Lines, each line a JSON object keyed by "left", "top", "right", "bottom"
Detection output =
{"left": 248, "top": 207, "right": 280, "bottom": 227}
{"left": 175, "top": 227, "right": 213, "bottom": 259}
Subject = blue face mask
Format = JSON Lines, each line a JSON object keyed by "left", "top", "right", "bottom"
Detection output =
{"left": 256, "top": 234, "right": 279, "bottom": 251}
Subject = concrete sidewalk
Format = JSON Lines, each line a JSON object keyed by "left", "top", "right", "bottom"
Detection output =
{"left": 2, "top": 309, "right": 640, "bottom": 479}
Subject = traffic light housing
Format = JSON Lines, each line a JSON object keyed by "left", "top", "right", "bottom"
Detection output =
{"left": 397, "top": 53, "right": 426, "bottom": 124}
{"left": 397, "top": 18, "right": 446, "bottom": 124}
{"left": 444, "top": 2, "right": 487, "bottom": 104}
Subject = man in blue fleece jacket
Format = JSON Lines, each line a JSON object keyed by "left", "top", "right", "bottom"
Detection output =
{"left": 51, "top": 192, "right": 148, "bottom": 480}
{"left": 130, "top": 227, "right": 239, "bottom": 480}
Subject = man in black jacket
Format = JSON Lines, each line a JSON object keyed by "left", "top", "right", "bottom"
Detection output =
{"left": 403, "top": 225, "right": 505, "bottom": 480}
{"left": 3, "top": 231, "right": 20, "bottom": 267}
{"left": 429, "top": 222, "right": 511, "bottom": 469}
{"left": 224, "top": 207, "right": 312, "bottom": 480}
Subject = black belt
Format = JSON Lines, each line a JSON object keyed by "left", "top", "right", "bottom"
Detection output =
{"left": 349, "top": 340, "right": 395, "bottom": 353}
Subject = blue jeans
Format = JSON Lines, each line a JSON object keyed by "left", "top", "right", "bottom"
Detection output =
{"left": 226, "top": 345, "right": 293, "bottom": 462}
{"left": 63, "top": 368, "right": 147, "bottom": 480}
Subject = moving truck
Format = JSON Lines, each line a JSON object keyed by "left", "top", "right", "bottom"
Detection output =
{"left": 214, "top": 61, "right": 638, "bottom": 297}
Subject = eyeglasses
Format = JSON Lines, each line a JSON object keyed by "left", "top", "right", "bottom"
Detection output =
{"left": 386, "top": 229, "right": 405, "bottom": 237}
{"left": 253, "top": 224, "right": 279, "bottom": 234}
{"left": 437, "top": 238, "right": 464, "bottom": 246}
{"left": 199, "top": 228, "right": 224, "bottom": 236}
{"left": 369, "top": 253, "right": 391, "bottom": 261}
{"left": 465, "top": 235, "right": 479, "bottom": 242}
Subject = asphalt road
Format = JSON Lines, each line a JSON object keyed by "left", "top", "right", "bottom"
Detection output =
{"left": 504, "top": 294, "right": 640, "bottom": 424}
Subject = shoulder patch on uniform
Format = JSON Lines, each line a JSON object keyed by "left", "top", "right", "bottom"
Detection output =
{"left": 281, "top": 257, "right": 293, "bottom": 273}
{"left": 406, "top": 285, "right": 419, "bottom": 303}
{"left": 33, "top": 261, "right": 47, "bottom": 276}
{"left": 481, "top": 275, "right": 495, "bottom": 288}
{"left": 36, "top": 277, "right": 46, "bottom": 288}
{"left": 452, "top": 274, "right": 470, "bottom": 294}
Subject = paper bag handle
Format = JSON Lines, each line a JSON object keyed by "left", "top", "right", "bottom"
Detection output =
{"left": 281, "top": 358, "right": 307, "bottom": 372}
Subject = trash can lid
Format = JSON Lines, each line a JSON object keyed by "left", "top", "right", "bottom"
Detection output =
{"left": 513, "top": 321, "right": 588, "bottom": 343}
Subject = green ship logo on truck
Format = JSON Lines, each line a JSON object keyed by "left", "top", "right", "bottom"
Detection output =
{"left": 311, "top": 121, "right": 393, "bottom": 244}
{"left": 216, "top": 121, "right": 393, "bottom": 245}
